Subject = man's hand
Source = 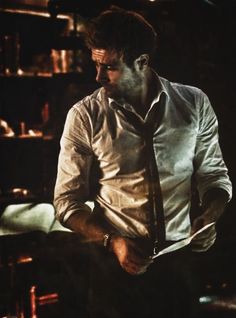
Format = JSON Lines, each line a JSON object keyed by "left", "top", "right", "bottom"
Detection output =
{"left": 190, "top": 188, "right": 229, "bottom": 252}
{"left": 110, "top": 236, "right": 153, "bottom": 275}
{"left": 191, "top": 212, "right": 216, "bottom": 252}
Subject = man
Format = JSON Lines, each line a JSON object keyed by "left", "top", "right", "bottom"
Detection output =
{"left": 54, "top": 6, "right": 232, "bottom": 318}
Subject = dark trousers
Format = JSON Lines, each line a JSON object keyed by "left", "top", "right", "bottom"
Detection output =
{"left": 88, "top": 246, "right": 203, "bottom": 318}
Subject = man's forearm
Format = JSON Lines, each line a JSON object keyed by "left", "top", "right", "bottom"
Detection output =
{"left": 191, "top": 188, "right": 229, "bottom": 250}
{"left": 65, "top": 211, "right": 110, "bottom": 245}
{"left": 201, "top": 188, "right": 229, "bottom": 220}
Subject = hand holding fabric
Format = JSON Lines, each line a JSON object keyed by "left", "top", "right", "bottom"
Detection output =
{"left": 191, "top": 213, "right": 216, "bottom": 251}
{"left": 190, "top": 188, "right": 229, "bottom": 252}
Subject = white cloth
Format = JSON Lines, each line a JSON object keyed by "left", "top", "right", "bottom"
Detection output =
{"left": 0, "top": 203, "right": 70, "bottom": 236}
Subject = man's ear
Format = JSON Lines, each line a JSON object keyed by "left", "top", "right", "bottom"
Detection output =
{"left": 134, "top": 54, "right": 149, "bottom": 71}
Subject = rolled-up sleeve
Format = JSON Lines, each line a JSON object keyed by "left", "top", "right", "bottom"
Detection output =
{"left": 54, "top": 105, "right": 93, "bottom": 225}
{"left": 194, "top": 91, "right": 232, "bottom": 201}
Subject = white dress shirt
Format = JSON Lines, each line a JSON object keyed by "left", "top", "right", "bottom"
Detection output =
{"left": 54, "top": 74, "right": 232, "bottom": 242}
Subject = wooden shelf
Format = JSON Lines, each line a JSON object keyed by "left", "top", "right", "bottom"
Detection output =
{"left": 0, "top": 72, "right": 53, "bottom": 78}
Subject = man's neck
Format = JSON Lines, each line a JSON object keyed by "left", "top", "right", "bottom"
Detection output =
{"left": 127, "top": 69, "right": 159, "bottom": 119}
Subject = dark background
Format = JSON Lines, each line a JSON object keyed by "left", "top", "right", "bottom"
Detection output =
{"left": 0, "top": 1, "right": 236, "bottom": 316}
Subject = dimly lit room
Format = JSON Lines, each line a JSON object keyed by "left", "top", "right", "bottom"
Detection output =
{"left": 0, "top": 0, "right": 236, "bottom": 317}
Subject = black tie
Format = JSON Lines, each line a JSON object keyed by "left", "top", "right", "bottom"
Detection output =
{"left": 115, "top": 97, "right": 166, "bottom": 246}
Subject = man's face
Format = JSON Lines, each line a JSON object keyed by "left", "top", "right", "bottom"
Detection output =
{"left": 91, "top": 48, "right": 140, "bottom": 101}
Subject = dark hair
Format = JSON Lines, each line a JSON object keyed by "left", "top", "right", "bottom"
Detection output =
{"left": 85, "top": 6, "right": 157, "bottom": 66}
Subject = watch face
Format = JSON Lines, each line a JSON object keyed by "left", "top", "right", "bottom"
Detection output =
{"left": 103, "top": 233, "right": 111, "bottom": 248}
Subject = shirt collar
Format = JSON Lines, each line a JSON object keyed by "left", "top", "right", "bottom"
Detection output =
{"left": 153, "top": 70, "right": 170, "bottom": 99}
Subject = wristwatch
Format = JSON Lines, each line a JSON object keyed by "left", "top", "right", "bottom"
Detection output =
{"left": 103, "top": 233, "right": 112, "bottom": 250}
